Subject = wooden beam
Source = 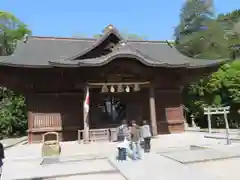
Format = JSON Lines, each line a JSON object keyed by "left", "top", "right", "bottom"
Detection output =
{"left": 87, "top": 81, "right": 150, "bottom": 86}
{"left": 35, "top": 92, "right": 83, "bottom": 96}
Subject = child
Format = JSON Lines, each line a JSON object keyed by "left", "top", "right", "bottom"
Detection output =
{"left": 116, "top": 137, "right": 130, "bottom": 161}
{"left": 141, "top": 120, "right": 152, "bottom": 153}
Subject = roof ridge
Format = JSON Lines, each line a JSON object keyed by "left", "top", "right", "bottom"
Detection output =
{"left": 29, "top": 36, "right": 172, "bottom": 44}
{"left": 29, "top": 36, "right": 97, "bottom": 42}
{"left": 127, "top": 40, "right": 172, "bottom": 44}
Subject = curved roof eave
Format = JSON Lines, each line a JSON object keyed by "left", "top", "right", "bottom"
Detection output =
{"left": 0, "top": 56, "right": 229, "bottom": 69}
{"left": 1, "top": 58, "right": 228, "bottom": 68}
{"left": 187, "top": 59, "right": 232, "bottom": 69}
{"left": 66, "top": 26, "right": 124, "bottom": 61}
{"left": 0, "top": 60, "right": 52, "bottom": 68}
{"left": 49, "top": 52, "right": 219, "bottom": 68}
{"left": 49, "top": 42, "right": 230, "bottom": 69}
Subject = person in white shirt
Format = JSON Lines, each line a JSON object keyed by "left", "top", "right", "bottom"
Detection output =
{"left": 141, "top": 120, "right": 152, "bottom": 153}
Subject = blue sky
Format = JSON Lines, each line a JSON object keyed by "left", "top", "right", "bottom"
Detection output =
{"left": 1, "top": 0, "right": 239, "bottom": 40}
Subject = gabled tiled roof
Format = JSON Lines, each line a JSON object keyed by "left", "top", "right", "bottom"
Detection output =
{"left": 0, "top": 25, "right": 229, "bottom": 68}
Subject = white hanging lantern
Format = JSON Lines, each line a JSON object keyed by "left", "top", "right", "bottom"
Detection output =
{"left": 110, "top": 85, "right": 115, "bottom": 93}
{"left": 125, "top": 85, "right": 130, "bottom": 93}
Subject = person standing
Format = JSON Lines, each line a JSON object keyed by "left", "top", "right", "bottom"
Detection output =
{"left": 116, "top": 120, "right": 129, "bottom": 142}
{"left": 141, "top": 120, "right": 152, "bottom": 153}
{"left": 0, "top": 141, "right": 4, "bottom": 178}
{"left": 130, "top": 120, "right": 141, "bottom": 160}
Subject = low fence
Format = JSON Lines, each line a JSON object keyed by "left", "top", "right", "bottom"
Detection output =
{"left": 77, "top": 128, "right": 117, "bottom": 143}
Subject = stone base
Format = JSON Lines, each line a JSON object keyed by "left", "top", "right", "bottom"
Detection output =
{"left": 187, "top": 127, "right": 200, "bottom": 131}
{"left": 158, "top": 121, "right": 184, "bottom": 134}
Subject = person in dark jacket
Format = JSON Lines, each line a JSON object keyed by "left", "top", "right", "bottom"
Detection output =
{"left": 130, "top": 120, "right": 142, "bottom": 160}
{"left": 0, "top": 141, "right": 4, "bottom": 178}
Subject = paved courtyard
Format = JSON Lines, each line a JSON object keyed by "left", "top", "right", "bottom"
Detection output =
{"left": 2, "top": 132, "right": 240, "bottom": 180}
{"left": 190, "top": 158, "right": 240, "bottom": 180}
{"left": 4, "top": 132, "right": 226, "bottom": 160}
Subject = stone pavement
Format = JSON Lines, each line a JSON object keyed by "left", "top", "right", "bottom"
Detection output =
{"left": 5, "top": 132, "right": 226, "bottom": 160}
{"left": 2, "top": 152, "right": 218, "bottom": 180}
{"left": 46, "top": 173, "right": 126, "bottom": 180}
{"left": 189, "top": 158, "right": 240, "bottom": 180}
{"left": 187, "top": 128, "right": 240, "bottom": 134}
{"left": 3, "top": 132, "right": 240, "bottom": 180}
{"left": 109, "top": 153, "right": 217, "bottom": 180}
{"left": 0, "top": 136, "right": 27, "bottom": 149}
{"left": 2, "top": 158, "right": 123, "bottom": 180}
{"left": 205, "top": 133, "right": 240, "bottom": 141}
{"left": 159, "top": 144, "right": 240, "bottom": 164}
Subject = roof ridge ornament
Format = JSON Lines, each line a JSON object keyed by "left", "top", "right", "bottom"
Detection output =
{"left": 103, "top": 24, "right": 115, "bottom": 33}
{"left": 119, "top": 40, "right": 126, "bottom": 46}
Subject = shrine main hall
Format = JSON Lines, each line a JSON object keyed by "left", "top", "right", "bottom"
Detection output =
{"left": 0, "top": 25, "right": 227, "bottom": 143}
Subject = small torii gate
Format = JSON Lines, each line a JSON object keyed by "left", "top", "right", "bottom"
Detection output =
{"left": 203, "top": 106, "right": 231, "bottom": 144}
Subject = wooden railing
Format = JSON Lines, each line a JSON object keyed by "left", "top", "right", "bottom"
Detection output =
{"left": 89, "top": 128, "right": 110, "bottom": 142}
{"left": 77, "top": 128, "right": 118, "bottom": 143}
{"left": 32, "top": 113, "right": 62, "bottom": 131}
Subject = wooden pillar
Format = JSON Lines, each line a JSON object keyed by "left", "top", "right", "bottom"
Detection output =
{"left": 149, "top": 85, "right": 158, "bottom": 136}
{"left": 28, "top": 111, "right": 33, "bottom": 144}
{"left": 83, "top": 86, "right": 90, "bottom": 143}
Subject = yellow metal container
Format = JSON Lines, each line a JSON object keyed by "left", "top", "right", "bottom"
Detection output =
{"left": 42, "top": 132, "right": 61, "bottom": 157}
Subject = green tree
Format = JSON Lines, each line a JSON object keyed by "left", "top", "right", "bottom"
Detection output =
{"left": 175, "top": 3, "right": 240, "bottom": 128}
{"left": 0, "top": 11, "right": 31, "bottom": 55}
{"left": 175, "top": 0, "right": 229, "bottom": 59}
{"left": 217, "top": 9, "right": 240, "bottom": 34}
{"left": 0, "top": 88, "right": 27, "bottom": 138}
{"left": 217, "top": 9, "right": 240, "bottom": 58}
{"left": 0, "top": 11, "right": 30, "bottom": 138}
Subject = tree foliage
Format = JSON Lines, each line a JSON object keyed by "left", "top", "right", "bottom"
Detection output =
{"left": 0, "top": 11, "right": 29, "bottom": 138}
{"left": 175, "top": 1, "right": 240, "bottom": 128}
{"left": 0, "top": 88, "right": 27, "bottom": 139}
{"left": 0, "top": 11, "right": 31, "bottom": 55}
{"left": 175, "top": 0, "right": 229, "bottom": 59}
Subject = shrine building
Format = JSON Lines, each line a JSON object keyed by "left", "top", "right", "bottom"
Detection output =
{"left": 0, "top": 25, "right": 228, "bottom": 143}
